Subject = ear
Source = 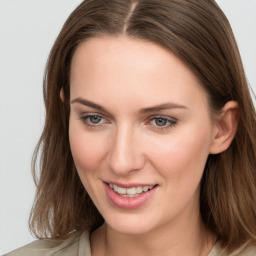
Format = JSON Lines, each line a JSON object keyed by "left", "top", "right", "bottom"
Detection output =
{"left": 210, "top": 101, "right": 239, "bottom": 154}
{"left": 60, "top": 87, "right": 65, "bottom": 102}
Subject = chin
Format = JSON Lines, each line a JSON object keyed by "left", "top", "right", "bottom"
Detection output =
{"left": 103, "top": 211, "right": 161, "bottom": 235}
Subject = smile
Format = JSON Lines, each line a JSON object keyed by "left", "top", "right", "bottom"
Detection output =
{"left": 104, "top": 182, "right": 158, "bottom": 209}
{"left": 108, "top": 183, "right": 155, "bottom": 197}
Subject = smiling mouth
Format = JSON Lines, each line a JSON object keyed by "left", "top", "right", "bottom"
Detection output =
{"left": 107, "top": 183, "right": 157, "bottom": 197}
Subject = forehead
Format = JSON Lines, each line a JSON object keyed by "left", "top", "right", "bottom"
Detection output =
{"left": 71, "top": 36, "right": 197, "bottom": 80}
{"left": 70, "top": 36, "right": 208, "bottom": 112}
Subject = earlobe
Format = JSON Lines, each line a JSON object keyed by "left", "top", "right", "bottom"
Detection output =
{"left": 60, "top": 87, "right": 65, "bottom": 102}
{"left": 210, "top": 101, "right": 239, "bottom": 154}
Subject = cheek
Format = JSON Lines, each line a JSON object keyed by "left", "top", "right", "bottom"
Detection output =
{"left": 145, "top": 125, "right": 212, "bottom": 185}
{"left": 69, "top": 123, "right": 107, "bottom": 178}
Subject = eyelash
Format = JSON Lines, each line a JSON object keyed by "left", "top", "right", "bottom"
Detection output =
{"left": 80, "top": 114, "right": 107, "bottom": 127}
{"left": 79, "top": 114, "right": 178, "bottom": 130}
{"left": 146, "top": 116, "right": 177, "bottom": 131}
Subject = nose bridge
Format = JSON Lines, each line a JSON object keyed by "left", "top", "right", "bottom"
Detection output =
{"left": 107, "top": 122, "right": 143, "bottom": 175}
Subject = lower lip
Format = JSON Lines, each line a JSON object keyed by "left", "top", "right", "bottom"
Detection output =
{"left": 104, "top": 183, "right": 157, "bottom": 210}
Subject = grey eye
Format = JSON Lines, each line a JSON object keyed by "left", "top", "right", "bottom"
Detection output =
{"left": 154, "top": 118, "right": 168, "bottom": 126}
{"left": 89, "top": 115, "right": 102, "bottom": 124}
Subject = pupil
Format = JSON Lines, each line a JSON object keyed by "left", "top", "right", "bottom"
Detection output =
{"left": 90, "top": 115, "right": 101, "bottom": 124}
{"left": 155, "top": 118, "right": 167, "bottom": 126}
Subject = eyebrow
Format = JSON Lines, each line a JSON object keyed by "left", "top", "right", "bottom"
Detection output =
{"left": 70, "top": 97, "right": 188, "bottom": 115}
{"left": 70, "top": 97, "right": 112, "bottom": 115}
{"left": 139, "top": 103, "right": 188, "bottom": 114}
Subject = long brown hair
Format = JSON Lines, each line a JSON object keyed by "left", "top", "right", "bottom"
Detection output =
{"left": 29, "top": 0, "right": 256, "bottom": 252}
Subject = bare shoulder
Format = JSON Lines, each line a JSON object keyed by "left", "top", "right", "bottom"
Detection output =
{"left": 4, "top": 231, "right": 91, "bottom": 256}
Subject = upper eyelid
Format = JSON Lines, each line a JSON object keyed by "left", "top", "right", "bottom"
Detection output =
{"left": 149, "top": 117, "right": 177, "bottom": 124}
{"left": 80, "top": 113, "right": 106, "bottom": 120}
{"left": 79, "top": 113, "right": 177, "bottom": 123}
{"left": 80, "top": 112, "right": 106, "bottom": 119}
{"left": 148, "top": 115, "right": 177, "bottom": 121}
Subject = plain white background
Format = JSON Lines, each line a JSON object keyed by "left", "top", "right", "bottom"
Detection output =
{"left": 0, "top": 0, "right": 255, "bottom": 254}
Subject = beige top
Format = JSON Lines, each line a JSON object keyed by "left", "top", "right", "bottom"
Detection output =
{"left": 5, "top": 231, "right": 256, "bottom": 256}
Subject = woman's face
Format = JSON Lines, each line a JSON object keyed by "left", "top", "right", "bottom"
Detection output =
{"left": 69, "top": 36, "right": 217, "bottom": 235}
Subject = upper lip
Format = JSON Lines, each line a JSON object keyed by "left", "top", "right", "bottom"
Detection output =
{"left": 104, "top": 181, "right": 157, "bottom": 188}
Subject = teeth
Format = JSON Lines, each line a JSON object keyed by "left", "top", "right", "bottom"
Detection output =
{"left": 136, "top": 186, "right": 143, "bottom": 193}
{"left": 127, "top": 187, "right": 136, "bottom": 195}
{"left": 108, "top": 184, "right": 154, "bottom": 197}
{"left": 143, "top": 186, "right": 149, "bottom": 192}
{"left": 117, "top": 186, "right": 126, "bottom": 195}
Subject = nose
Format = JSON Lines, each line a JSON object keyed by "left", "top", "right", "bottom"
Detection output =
{"left": 107, "top": 124, "right": 145, "bottom": 176}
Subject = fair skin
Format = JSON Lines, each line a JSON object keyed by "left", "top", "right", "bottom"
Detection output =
{"left": 67, "top": 36, "right": 238, "bottom": 256}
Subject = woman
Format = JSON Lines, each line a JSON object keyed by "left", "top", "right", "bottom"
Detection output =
{"left": 6, "top": 0, "right": 256, "bottom": 255}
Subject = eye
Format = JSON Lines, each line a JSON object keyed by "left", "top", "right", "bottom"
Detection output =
{"left": 153, "top": 118, "right": 168, "bottom": 127}
{"left": 80, "top": 114, "right": 108, "bottom": 127}
{"left": 88, "top": 115, "right": 102, "bottom": 124}
{"left": 148, "top": 116, "right": 177, "bottom": 130}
